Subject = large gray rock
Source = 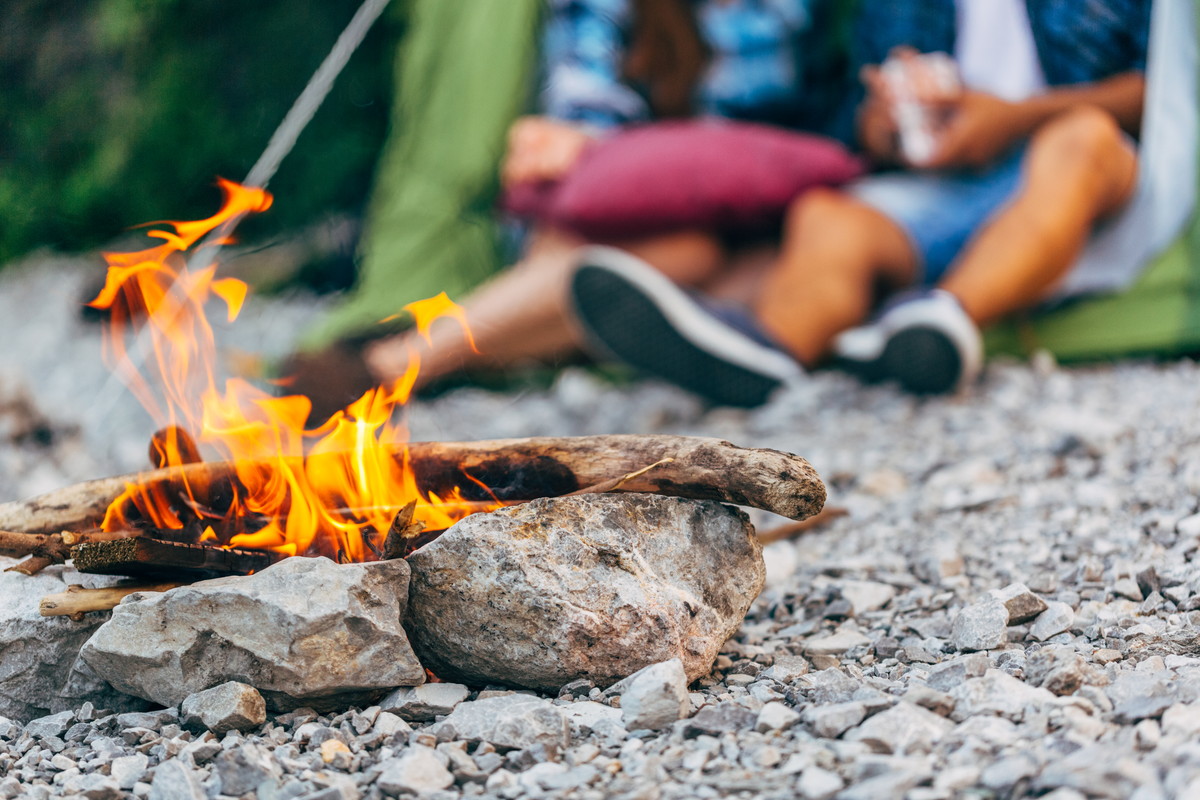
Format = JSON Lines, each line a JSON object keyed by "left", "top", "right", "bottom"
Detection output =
{"left": 81, "top": 556, "right": 424, "bottom": 711}
{"left": 0, "top": 557, "right": 147, "bottom": 722}
{"left": 405, "top": 494, "right": 764, "bottom": 690}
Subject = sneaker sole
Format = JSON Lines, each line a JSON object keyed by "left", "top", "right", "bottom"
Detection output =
{"left": 880, "top": 326, "right": 963, "bottom": 395}
{"left": 571, "top": 253, "right": 795, "bottom": 407}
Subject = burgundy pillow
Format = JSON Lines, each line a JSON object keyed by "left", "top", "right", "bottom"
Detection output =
{"left": 504, "top": 120, "right": 865, "bottom": 239}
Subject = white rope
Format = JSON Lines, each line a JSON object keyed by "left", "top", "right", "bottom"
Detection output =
{"left": 87, "top": 0, "right": 392, "bottom": 429}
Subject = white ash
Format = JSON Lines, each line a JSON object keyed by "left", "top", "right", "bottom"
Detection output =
{"left": 2, "top": 257, "right": 1200, "bottom": 797}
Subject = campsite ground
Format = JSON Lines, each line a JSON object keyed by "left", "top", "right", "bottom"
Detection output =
{"left": 2, "top": 251, "right": 1200, "bottom": 798}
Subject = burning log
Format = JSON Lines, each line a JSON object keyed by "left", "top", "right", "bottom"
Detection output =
{"left": 70, "top": 537, "right": 280, "bottom": 579}
{"left": 148, "top": 425, "right": 202, "bottom": 469}
{"left": 0, "top": 435, "right": 825, "bottom": 535}
{"left": 40, "top": 582, "right": 183, "bottom": 619}
{"left": 0, "top": 529, "right": 140, "bottom": 575}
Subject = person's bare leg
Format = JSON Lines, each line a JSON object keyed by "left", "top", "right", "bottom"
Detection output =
{"left": 365, "top": 227, "right": 725, "bottom": 386}
{"left": 939, "top": 107, "right": 1138, "bottom": 325}
{"left": 755, "top": 188, "right": 918, "bottom": 365}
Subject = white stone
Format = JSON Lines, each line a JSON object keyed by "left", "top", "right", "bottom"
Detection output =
{"left": 755, "top": 701, "right": 800, "bottom": 732}
{"left": 620, "top": 659, "right": 689, "bottom": 731}
{"left": 797, "top": 766, "right": 844, "bottom": 800}
{"left": 803, "top": 629, "right": 870, "bottom": 656}
{"left": 377, "top": 746, "right": 454, "bottom": 795}
{"left": 379, "top": 682, "right": 470, "bottom": 722}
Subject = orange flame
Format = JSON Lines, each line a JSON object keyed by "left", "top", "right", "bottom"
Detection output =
{"left": 92, "top": 180, "right": 497, "bottom": 560}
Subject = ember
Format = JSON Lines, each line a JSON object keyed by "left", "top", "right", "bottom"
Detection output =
{"left": 86, "top": 180, "right": 501, "bottom": 562}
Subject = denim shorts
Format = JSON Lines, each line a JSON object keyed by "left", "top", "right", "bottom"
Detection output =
{"left": 849, "top": 147, "right": 1027, "bottom": 285}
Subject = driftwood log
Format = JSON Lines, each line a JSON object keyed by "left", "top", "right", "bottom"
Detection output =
{"left": 0, "top": 435, "right": 825, "bottom": 534}
{"left": 40, "top": 582, "right": 183, "bottom": 619}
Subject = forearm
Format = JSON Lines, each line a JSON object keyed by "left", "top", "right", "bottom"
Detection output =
{"left": 1009, "top": 72, "right": 1146, "bottom": 139}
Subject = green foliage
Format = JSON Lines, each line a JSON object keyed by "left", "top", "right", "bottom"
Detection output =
{"left": 0, "top": 0, "right": 400, "bottom": 262}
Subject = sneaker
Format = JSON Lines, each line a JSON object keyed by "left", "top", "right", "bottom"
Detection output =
{"left": 569, "top": 246, "right": 803, "bottom": 407}
{"left": 832, "top": 289, "right": 982, "bottom": 395}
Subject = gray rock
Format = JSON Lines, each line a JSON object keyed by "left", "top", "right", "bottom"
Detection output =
{"left": 756, "top": 701, "right": 801, "bottom": 732}
{"left": 926, "top": 653, "right": 990, "bottom": 692}
{"left": 682, "top": 702, "right": 757, "bottom": 738}
{"left": 993, "top": 583, "right": 1048, "bottom": 624}
{"left": 1030, "top": 602, "right": 1076, "bottom": 642}
{"left": 1026, "top": 648, "right": 1091, "bottom": 696}
{"left": 81, "top": 557, "right": 424, "bottom": 711}
{"left": 845, "top": 702, "right": 953, "bottom": 754}
{"left": 1034, "top": 744, "right": 1156, "bottom": 799}
{"left": 800, "top": 668, "right": 862, "bottom": 705}
{"left": 23, "top": 709, "right": 74, "bottom": 738}
{"left": 803, "top": 628, "right": 870, "bottom": 656}
{"left": 109, "top": 753, "right": 148, "bottom": 790}
{"left": 838, "top": 581, "right": 896, "bottom": 615}
{"left": 560, "top": 701, "right": 624, "bottom": 738}
{"left": 373, "top": 710, "right": 412, "bottom": 738}
{"left": 148, "top": 758, "right": 205, "bottom": 800}
{"left": 949, "top": 669, "right": 1057, "bottom": 722}
{"left": 427, "top": 695, "right": 570, "bottom": 751}
{"left": 1112, "top": 578, "right": 1144, "bottom": 602}
{"left": 379, "top": 683, "right": 470, "bottom": 722}
{"left": 180, "top": 681, "right": 265, "bottom": 734}
{"left": 950, "top": 598, "right": 1009, "bottom": 651}
{"left": 619, "top": 658, "right": 689, "bottom": 731}
{"left": 377, "top": 746, "right": 454, "bottom": 795}
{"left": 1107, "top": 671, "right": 1193, "bottom": 723}
{"left": 760, "top": 655, "right": 810, "bottom": 684}
{"left": 803, "top": 701, "right": 866, "bottom": 739}
{"left": 214, "top": 743, "right": 280, "bottom": 797}
{"left": 797, "top": 766, "right": 844, "bottom": 800}
{"left": 0, "top": 559, "right": 146, "bottom": 722}
{"left": 405, "top": 495, "right": 764, "bottom": 690}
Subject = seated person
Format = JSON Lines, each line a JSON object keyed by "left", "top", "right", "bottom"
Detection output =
{"left": 564, "top": 0, "right": 1149, "bottom": 405}
{"left": 359, "top": 0, "right": 847, "bottom": 410}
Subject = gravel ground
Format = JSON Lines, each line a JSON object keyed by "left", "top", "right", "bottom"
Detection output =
{"left": 2, "top": 253, "right": 1200, "bottom": 799}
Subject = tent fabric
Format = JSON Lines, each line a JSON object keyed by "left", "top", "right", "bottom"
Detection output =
{"left": 986, "top": 0, "right": 1200, "bottom": 361}
{"left": 300, "top": 0, "right": 542, "bottom": 350}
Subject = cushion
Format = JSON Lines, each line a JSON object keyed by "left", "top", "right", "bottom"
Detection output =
{"left": 503, "top": 119, "right": 865, "bottom": 239}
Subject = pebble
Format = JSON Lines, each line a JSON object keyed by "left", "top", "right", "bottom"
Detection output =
{"left": 1030, "top": 602, "right": 1076, "bottom": 642}
{"left": 803, "top": 629, "right": 871, "bottom": 656}
{"left": 994, "top": 582, "right": 1049, "bottom": 624}
{"left": 950, "top": 597, "right": 1009, "bottom": 651}
{"left": 180, "top": 681, "right": 266, "bottom": 734}
{"left": 619, "top": 659, "right": 689, "bottom": 731}
{"left": 379, "top": 682, "right": 470, "bottom": 722}
{"left": 377, "top": 745, "right": 454, "bottom": 795}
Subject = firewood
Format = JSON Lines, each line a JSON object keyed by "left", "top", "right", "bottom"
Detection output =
{"left": 0, "top": 529, "right": 142, "bottom": 574}
{"left": 71, "top": 537, "right": 280, "bottom": 579}
{"left": 40, "top": 582, "right": 184, "bottom": 619}
{"left": 0, "top": 435, "right": 825, "bottom": 534}
{"left": 6, "top": 556, "right": 55, "bottom": 576}
{"left": 382, "top": 500, "right": 422, "bottom": 560}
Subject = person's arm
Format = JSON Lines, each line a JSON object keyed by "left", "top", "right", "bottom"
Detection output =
{"left": 504, "top": 0, "right": 649, "bottom": 186}
{"left": 921, "top": 71, "right": 1145, "bottom": 169}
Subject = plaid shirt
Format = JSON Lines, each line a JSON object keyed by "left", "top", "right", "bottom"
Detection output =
{"left": 540, "top": 0, "right": 843, "bottom": 132}
{"left": 853, "top": 0, "right": 1151, "bottom": 86}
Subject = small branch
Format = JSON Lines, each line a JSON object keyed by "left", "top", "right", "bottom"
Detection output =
{"left": 383, "top": 500, "right": 423, "bottom": 560}
{"left": 756, "top": 506, "right": 849, "bottom": 545}
{"left": 7, "top": 555, "right": 55, "bottom": 575}
{"left": 40, "top": 582, "right": 184, "bottom": 619}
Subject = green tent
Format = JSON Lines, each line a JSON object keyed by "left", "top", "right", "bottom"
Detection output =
{"left": 311, "top": 0, "right": 1200, "bottom": 367}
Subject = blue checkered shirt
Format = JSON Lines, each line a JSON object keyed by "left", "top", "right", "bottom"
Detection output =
{"left": 540, "top": 0, "right": 838, "bottom": 131}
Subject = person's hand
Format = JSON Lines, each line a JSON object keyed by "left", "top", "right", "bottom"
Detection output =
{"left": 920, "top": 90, "right": 1020, "bottom": 169}
{"left": 501, "top": 116, "right": 595, "bottom": 186}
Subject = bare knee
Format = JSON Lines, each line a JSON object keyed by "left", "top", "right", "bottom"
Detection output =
{"left": 783, "top": 188, "right": 916, "bottom": 284}
{"left": 1028, "top": 106, "right": 1137, "bottom": 210}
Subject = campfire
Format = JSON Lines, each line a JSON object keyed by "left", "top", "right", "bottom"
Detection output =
{"left": 0, "top": 181, "right": 825, "bottom": 706}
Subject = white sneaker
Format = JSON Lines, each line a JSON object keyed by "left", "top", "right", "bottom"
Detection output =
{"left": 832, "top": 290, "right": 982, "bottom": 394}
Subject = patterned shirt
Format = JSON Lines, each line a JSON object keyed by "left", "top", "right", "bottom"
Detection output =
{"left": 540, "top": 0, "right": 845, "bottom": 133}
{"left": 852, "top": 0, "right": 1150, "bottom": 87}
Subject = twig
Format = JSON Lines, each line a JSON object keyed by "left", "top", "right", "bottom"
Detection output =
{"left": 40, "top": 582, "right": 184, "bottom": 620}
{"left": 383, "top": 500, "right": 423, "bottom": 560}
{"left": 7, "top": 556, "right": 55, "bottom": 576}
{"left": 565, "top": 458, "right": 676, "bottom": 497}
{"left": 756, "top": 506, "right": 849, "bottom": 545}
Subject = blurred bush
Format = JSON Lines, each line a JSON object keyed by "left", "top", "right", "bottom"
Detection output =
{"left": 0, "top": 0, "right": 400, "bottom": 263}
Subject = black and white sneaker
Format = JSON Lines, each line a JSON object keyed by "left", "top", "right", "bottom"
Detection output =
{"left": 570, "top": 246, "right": 803, "bottom": 407}
{"left": 832, "top": 289, "right": 982, "bottom": 395}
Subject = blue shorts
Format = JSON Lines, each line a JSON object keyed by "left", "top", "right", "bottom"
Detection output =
{"left": 849, "top": 148, "right": 1027, "bottom": 284}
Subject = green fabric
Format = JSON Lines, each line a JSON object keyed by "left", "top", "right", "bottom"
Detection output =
{"left": 301, "top": 0, "right": 542, "bottom": 349}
